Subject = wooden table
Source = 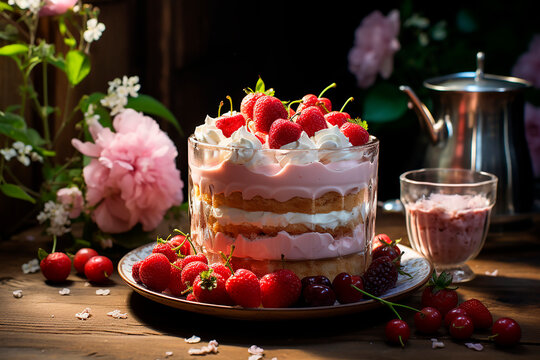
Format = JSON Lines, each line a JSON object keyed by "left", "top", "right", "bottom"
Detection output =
{"left": 1, "top": 212, "right": 539, "bottom": 359}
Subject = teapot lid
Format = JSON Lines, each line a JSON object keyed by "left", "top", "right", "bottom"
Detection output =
{"left": 424, "top": 52, "right": 531, "bottom": 92}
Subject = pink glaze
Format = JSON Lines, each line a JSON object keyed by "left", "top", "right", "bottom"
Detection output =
{"left": 190, "top": 159, "right": 377, "bottom": 202}
{"left": 405, "top": 194, "right": 492, "bottom": 266}
{"left": 198, "top": 224, "right": 368, "bottom": 261}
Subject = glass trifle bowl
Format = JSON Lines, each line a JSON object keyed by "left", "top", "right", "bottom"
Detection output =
{"left": 400, "top": 168, "right": 498, "bottom": 282}
{"left": 188, "top": 133, "right": 379, "bottom": 281}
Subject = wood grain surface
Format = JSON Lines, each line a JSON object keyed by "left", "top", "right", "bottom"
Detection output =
{"left": 1, "top": 212, "right": 539, "bottom": 359}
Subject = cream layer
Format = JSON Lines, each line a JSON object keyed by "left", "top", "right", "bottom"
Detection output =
{"left": 199, "top": 224, "right": 368, "bottom": 261}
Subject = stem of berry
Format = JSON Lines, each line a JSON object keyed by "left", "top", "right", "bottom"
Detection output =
{"left": 51, "top": 235, "right": 57, "bottom": 253}
{"left": 318, "top": 82, "right": 336, "bottom": 98}
{"left": 226, "top": 95, "right": 235, "bottom": 115}
{"left": 219, "top": 245, "right": 235, "bottom": 273}
{"left": 351, "top": 285, "right": 420, "bottom": 319}
{"left": 217, "top": 101, "right": 224, "bottom": 117}
{"left": 339, "top": 97, "right": 354, "bottom": 113}
{"left": 173, "top": 229, "right": 197, "bottom": 255}
{"left": 287, "top": 99, "right": 302, "bottom": 114}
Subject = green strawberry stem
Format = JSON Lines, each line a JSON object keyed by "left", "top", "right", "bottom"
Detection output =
{"left": 287, "top": 99, "right": 302, "bottom": 114}
{"left": 318, "top": 82, "right": 336, "bottom": 98}
{"left": 351, "top": 285, "right": 420, "bottom": 320}
{"left": 173, "top": 229, "right": 197, "bottom": 255}
{"left": 51, "top": 235, "right": 57, "bottom": 253}
{"left": 219, "top": 245, "right": 235, "bottom": 274}
{"left": 339, "top": 97, "right": 354, "bottom": 113}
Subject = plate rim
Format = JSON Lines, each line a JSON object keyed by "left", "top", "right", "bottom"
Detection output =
{"left": 118, "top": 243, "right": 433, "bottom": 320}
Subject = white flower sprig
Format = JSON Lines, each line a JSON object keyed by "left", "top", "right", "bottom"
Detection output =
{"left": 1, "top": 141, "right": 43, "bottom": 166}
{"left": 7, "top": 0, "right": 41, "bottom": 14}
{"left": 83, "top": 18, "right": 106, "bottom": 43}
{"left": 100, "top": 76, "right": 141, "bottom": 115}
{"left": 37, "top": 201, "right": 71, "bottom": 236}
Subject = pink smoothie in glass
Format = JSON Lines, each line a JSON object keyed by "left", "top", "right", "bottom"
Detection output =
{"left": 405, "top": 193, "right": 492, "bottom": 266}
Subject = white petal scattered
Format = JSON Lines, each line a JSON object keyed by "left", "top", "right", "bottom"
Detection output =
{"left": 51, "top": 314, "right": 55, "bottom": 318}
{"left": 84, "top": 282, "right": 91, "bottom": 287}
{"left": 188, "top": 340, "right": 219, "bottom": 355}
{"left": 165, "top": 351, "right": 173, "bottom": 357}
{"left": 96, "top": 288, "right": 111, "bottom": 296}
{"left": 485, "top": 269, "right": 499, "bottom": 276}
{"left": 75, "top": 307, "right": 91, "bottom": 320}
{"left": 59, "top": 288, "right": 71, "bottom": 296}
{"left": 430, "top": 338, "right": 445, "bottom": 349}
{"left": 465, "top": 343, "right": 484, "bottom": 351}
{"left": 22, "top": 259, "right": 40, "bottom": 274}
{"left": 249, "top": 355, "right": 263, "bottom": 360}
{"left": 248, "top": 345, "right": 264, "bottom": 355}
{"left": 13, "top": 290, "right": 23, "bottom": 298}
{"left": 107, "top": 310, "right": 128, "bottom": 319}
{"left": 185, "top": 335, "right": 201, "bottom": 344}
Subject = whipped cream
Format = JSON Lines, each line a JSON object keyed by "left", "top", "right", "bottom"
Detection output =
{"left": 314, "top": 126, "right": 358, "bottom": 163}
{"left": 277, "top": 132, "right": 318, "bottom": 166}
{"left": 194, "top": 115, "right": 225, "bottom": 145}
{"left": 211, "top": 204, "right": 363, "bottom": 230}
{"left": 218, "top": 126, "right": 268, "bottom": 167}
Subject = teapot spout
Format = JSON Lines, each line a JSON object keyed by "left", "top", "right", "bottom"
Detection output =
{"left": 399, "top": 85, "right": 444, "bottom": 144}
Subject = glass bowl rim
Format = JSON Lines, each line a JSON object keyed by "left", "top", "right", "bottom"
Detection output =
{"left": 188, "top": 134, "right": 379, "bottom": 153}
{"left": 399, "top": 168, "right": 498, "bottom": 187}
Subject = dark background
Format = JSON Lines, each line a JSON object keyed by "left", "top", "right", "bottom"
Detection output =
{"left": 1, "top": 0, "right": 539, "bottom": 236}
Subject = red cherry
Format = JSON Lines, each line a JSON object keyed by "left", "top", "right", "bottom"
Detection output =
{"left": 449, "top": 315, "right": 474, "bottom": 340}
{"left": 84, "top": 255, "right": 114, "bottom": 283}
{"left": 385, "top": 319, "right": 410, "bottom": 347}
{"left": 73, "top": 248, "right": 99, "bottom": 274}
{"left": 414, "top": 307, "right": 443, "bottom": 334}
{"left": 491, "top": 317, "right": 521, "bottom": 346}
{"left": 40, "top": 252, "right": 72, "bottom": 282}
{"left": 332, "top": 272, "right": 363, "bottom": 304}
{"left": 444, "top": 307, "right": 469, "bottom": 327}
{"left": 302, "top": 284, "right": 336, "bottom": 307}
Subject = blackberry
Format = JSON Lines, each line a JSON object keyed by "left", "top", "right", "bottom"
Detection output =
{"left": 363, "top": 256, "right": 398, "bottom": 296}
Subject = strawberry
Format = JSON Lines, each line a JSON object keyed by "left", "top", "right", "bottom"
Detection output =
{"left": 296, "top": 83, "right": 336, "bottom": 114}
{"left": 209, "top": 262, "right": 232, "bottom": 280}
{"left": 168, "top": 234, "right": 191, "bottom": 257}
{"left": 259, "top": 269, "right": 302, "bottom": 308}
{"left": 253, "top": 95, "right": 288, "bottom": 134}
{"left": 268, "top": 119, "right": 303, "bottom": 149}
{"left": 152, "top": 242, "right": 178, "bottom": 263}
{"left": 193, "top": 270, "right": 233, "bottom": 305}
{"left": 421, "top": 271, "right": 458, "bottom": 316}
{"left": 226, "top": 268, "right": 261, "bottom": 308}
{"left": 324, "top": 111, "right": 350, "bottom": 127}
{"left": 180, "top": 253, "right": 208, "bottom": 269}
{"left": 372, "top": 233, "right": 402, "bottom": 267}
{"left": 139, "top": 253, "right": 171, "bottom": 292}
{"left": 459, "top": 298, "right": 493, "bottom": 329}
{"left": 340, "top": 119, "right": 369, "bottom": 146}
{"left": 132, "top": 260, "right": 143, "bottom": 283}
{"left": 363, "top": 255, "right": 398, "bottom": 296}
{"left": 168, "top": 259, "right": 186, "bottom": 296}
{"left": 240, "top": 77, "right": 275, "bottom": 120}
{"left": 181, "top": 260, "right": 209, "bottom": 288}
{"left": 215, "top": 95, "right": 246, "bottom": 137}
{"left": 186, "top": 293, "right": 197, "bottom": 302}
{"left": 215, "top": 113, "right": 245, "bottom": 137}
{"left": 295, "top": 106, "right": 328, "bottom": 137}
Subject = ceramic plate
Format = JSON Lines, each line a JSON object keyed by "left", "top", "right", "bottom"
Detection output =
{"left": 118, "top": 244, "right": 433, "bottom": 320}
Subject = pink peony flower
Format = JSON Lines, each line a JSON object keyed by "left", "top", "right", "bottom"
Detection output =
{"left": 39, "top": 0, "right": 78, "bottom": 16}
{"left": 71, "top": 109, "right": 184, "bottom": 233}
{"left": 348, "top": 9, "right": 401, "bottom": 88}
{"left": 524, "top": 103, "right": 540, "bottom": 177}
{"left": 512, "top": 34, "right": 540, "bottom": 88}
{"left": 56, "top": 186, "right": 84, "bottom": 218}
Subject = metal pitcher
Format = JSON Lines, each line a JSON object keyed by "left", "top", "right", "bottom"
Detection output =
{"left": 400, "top": 52, "right": 533, "bottom": 221}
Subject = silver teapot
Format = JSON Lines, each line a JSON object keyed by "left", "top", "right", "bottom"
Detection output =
{"left": 400, "top": 52, "right": 533, "bottom": 221}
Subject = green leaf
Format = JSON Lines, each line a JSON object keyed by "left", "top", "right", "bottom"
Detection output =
{"left": 0, "top": 183, "right": 35, "bottom": 204}
{"left": 362, "top": 83, "right": 409, "bottom": 123}
{"left": 127, "top": 94, "right": 183, "bottom": 136}
{"left": 255, "top": 77, "right": 265, "bottom": 93}
{"left": 38, "top": 248, "right": 49, "bottom": 261}
{"left": 65, "top": 50, "right": 91, "bottom": 86}
{"left": 0, "top": 43, "right": 28, "bottom": 57}
{"left": 79, "top": 92, "right": 106, "bottom": 113}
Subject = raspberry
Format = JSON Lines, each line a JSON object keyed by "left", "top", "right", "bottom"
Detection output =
{"left": 363, "top": 256, "right": 398, "bottom": 296}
